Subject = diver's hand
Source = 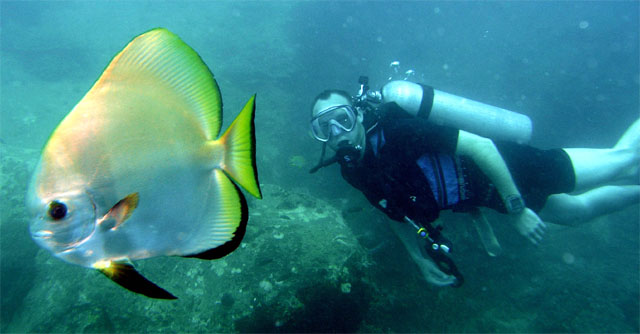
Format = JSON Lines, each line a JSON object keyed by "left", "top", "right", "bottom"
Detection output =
{"left": 514, "top": 208, "right": 547, "bottom": 245}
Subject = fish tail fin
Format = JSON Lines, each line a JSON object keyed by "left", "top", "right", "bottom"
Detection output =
{"left": 218, "top": 95, "right": 262, "bottom": 199}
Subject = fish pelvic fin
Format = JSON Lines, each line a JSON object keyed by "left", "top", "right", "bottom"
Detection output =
{"left": 217, "top": 95, "right": 262, "bottom": 199}
{"left": 94, "top": 260, "right": 177, "bottom": 299}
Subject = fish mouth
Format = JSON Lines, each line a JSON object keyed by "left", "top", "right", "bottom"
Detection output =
{"left": 31, "top": 228, "right": 83, "bottom": 253}
{"left": 30, "top": 213, "right": 96, "bottom": 254}
{"left": 30, "top": 228, "right": 61, "bottom": 252}
{"left": 32, "top": 230, "right": 54, "bottom": 240}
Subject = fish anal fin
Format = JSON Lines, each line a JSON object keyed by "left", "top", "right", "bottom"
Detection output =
{"left": 95, "top": 260, "right": 176, "bottom": 300}
{"left": 183, "top": 173, "right": 249, "bottom": 260}
{"left": 104, "top": 193, "right": 139, "bottom": 231}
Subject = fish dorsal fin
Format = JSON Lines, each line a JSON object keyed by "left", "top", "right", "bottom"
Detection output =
{"left": 92, "top": 28, "right": 222, "bottom": 138}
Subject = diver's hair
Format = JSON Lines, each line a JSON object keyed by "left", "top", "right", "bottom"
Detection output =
{"left": 310, "top": 89, "right": 352, "bottom": 116}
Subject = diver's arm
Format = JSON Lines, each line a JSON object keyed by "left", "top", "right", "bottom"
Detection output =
{"left": 455, "top": 130, "right": 521, "bottom": 203}
{"left": 455, "top": 130, "right": 546, "bottom": 244}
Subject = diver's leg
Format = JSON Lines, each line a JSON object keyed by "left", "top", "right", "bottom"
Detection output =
{"left": 564, "top": 119, "right": 639, "bottom": 191}
{"left": 469, "top": 209, "right": 502, "bottom": 257}
{"left": 540, "top": 185, "right": 640, "bottom": 226}
{"left": 564, "top": 147, "right": 638, "bottom": 191}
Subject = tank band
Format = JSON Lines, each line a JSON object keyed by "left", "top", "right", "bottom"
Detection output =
{"left": 417, "top": 84, "right": 434, "bottom": 119}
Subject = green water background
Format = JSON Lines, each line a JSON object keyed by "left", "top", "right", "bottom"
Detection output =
{"left": 1, "top": 1, "right": 638, "bottom": 332}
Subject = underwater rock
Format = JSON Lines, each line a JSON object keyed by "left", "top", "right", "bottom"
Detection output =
{"left": 220, "top": 292, "right": 235, "bottom": 308}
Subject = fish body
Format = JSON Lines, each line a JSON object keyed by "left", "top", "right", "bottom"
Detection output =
{"left": 26, "top": 28, "right": 261, "bottom": 299}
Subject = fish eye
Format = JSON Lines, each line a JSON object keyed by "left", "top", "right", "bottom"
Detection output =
{"left": 47, "top": 201, "right": 68, "bottom": 220}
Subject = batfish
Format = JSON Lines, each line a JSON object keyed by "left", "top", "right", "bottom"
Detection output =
{"left": 26, "top": 28, "right": 262, "bottom": 299}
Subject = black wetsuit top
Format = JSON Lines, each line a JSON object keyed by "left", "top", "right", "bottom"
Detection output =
{"left": 339, "top": 103, "right": 575, "bottom": 224}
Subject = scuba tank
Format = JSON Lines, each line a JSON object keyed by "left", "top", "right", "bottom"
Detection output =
{"left": 381, "top": 80, "right": 532, "bottom": 143}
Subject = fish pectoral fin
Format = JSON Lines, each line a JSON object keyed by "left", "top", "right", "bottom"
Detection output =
{"left": 95, "top": 260, "right": 177, "bottom": 300}
{"left": 102, "top": 193, "right": 139, "bottom": 231}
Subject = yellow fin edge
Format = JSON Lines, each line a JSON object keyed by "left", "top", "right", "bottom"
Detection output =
{"left": 218, "top": 95, "right": 262, "bottom": 199}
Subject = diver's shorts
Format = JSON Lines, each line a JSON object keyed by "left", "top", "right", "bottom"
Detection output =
{"left": 460, "top": 141, "right": 576, "bottom": 213}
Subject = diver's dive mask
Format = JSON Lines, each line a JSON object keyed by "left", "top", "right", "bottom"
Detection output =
{"left": 310, "top": 105, "right": 357, "bottom": 142}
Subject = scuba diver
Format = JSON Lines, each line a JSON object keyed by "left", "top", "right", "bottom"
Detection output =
{"left": 309, "top": 76, "right": 640, "bottom": 287}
